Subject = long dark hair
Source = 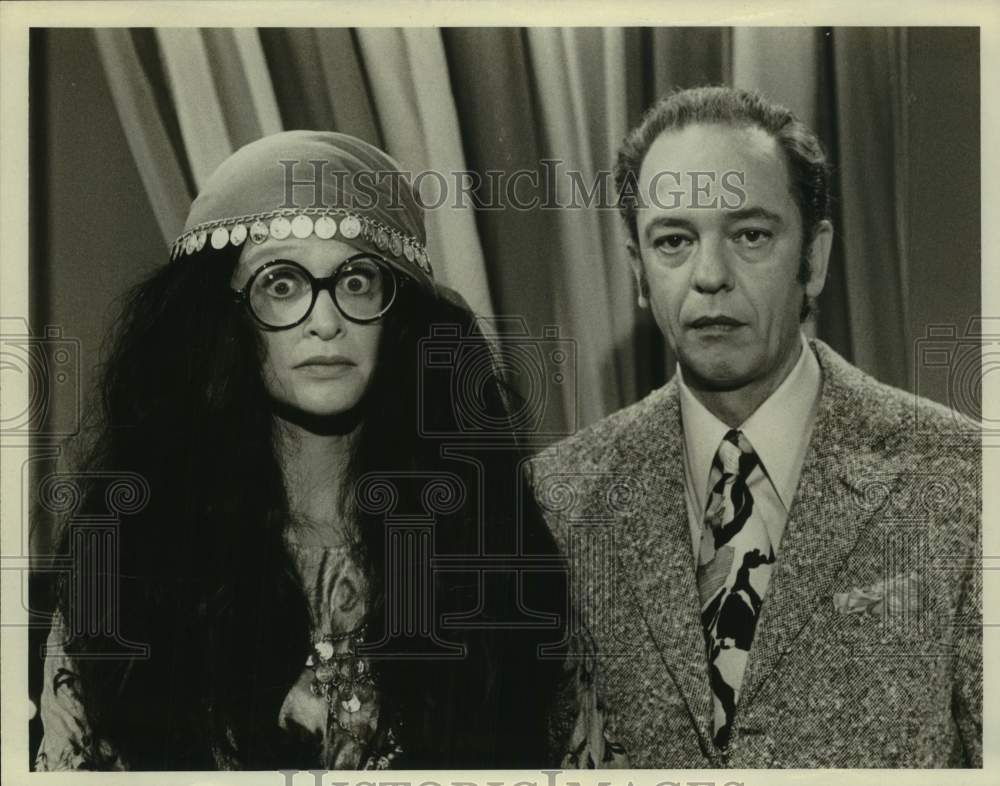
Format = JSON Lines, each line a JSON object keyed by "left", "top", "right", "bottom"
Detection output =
{"left": 51, "top": 242, "right": 567, "bottom": 769}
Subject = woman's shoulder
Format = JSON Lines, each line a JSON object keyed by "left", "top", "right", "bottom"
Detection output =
{"left": 34, "top": 610, "right": 128, "bottom": 771}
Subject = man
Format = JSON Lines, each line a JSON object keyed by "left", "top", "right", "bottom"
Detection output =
{"left": 531, "top": 86, "right": 981, "bottom": 768}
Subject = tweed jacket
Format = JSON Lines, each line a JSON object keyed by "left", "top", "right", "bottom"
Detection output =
{"left": 530, "top": 339, "right": 982, "bottom": 768}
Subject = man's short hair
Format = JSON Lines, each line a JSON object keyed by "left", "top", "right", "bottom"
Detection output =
{"left": 614, "top": 85, "right": 833, "bottom": 278}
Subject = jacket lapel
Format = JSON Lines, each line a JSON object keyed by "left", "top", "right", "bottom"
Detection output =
{"left": 739, "top": 340, "right": 907, "bottom": 707}
{"left": 612, "top": 382, "right": 718, "bottom": 755}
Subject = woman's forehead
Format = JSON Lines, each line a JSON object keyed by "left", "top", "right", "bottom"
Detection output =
{"left": 235, "top": 236, "right": 361, "bottom": 278}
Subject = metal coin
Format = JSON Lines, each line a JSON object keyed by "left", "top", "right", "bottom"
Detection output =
{"left": 340, "top": 215, "right": 362, "bottom": 239}
{"left": 315, "top": 215, "right": 337, "bottom": 239}
{"left": 291, "top": 214, "right": 313, "bottom": 239}
{"left": 249, "top": 220, "right": 269, "bottom": 244}
{"left": 210, "top": 227, "right": 229, "bottom": 250}
{"left": 269, "top": 216, "right": 291, "bottom": 240}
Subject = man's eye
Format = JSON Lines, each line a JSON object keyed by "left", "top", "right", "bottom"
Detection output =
{"left": 653, "top": 234, "right": 692, "bottom": 253}
{"left": 734, "top": 229, "right": 772, "bottom": 248}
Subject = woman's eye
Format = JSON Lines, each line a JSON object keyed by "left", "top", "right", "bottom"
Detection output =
{"left": 340, "top": 273, "right": 373, "bottom": 295}
{"left": 262, "top": 274, "right": 303, "bottom": 298}
{"left": 734, "top": 229, "right": 772, "bottom": 248}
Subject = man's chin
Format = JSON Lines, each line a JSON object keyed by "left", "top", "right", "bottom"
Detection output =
{"left": 677, "top": 351, "right": 754, "bottom": 393}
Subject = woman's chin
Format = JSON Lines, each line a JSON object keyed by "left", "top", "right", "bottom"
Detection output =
{"left": 271, "top": 395, "right": 367, "bottom": 434}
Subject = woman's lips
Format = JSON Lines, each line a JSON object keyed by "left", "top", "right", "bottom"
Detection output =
{"left": 295, "top": 357, "right": 355, "bottom": 378}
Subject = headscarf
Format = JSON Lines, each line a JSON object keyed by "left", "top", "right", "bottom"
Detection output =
{"left": 171, "top": 130, "right": 434, "bottom": 292}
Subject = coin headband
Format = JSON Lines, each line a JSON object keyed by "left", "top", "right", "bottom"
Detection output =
{"left": 169, "top": 208, "right": 433, "bottom": 276}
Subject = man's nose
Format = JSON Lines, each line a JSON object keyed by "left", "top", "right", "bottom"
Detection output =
{"left": 691, "top": 236, "right": 733, "bottom": 294}
{"left": 305, "top": 288, "right": 344, "bottom": 339}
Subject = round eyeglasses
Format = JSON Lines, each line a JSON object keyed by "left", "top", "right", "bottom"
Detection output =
{"left": 232, "top": 254, "right": 399, "bottom": 330}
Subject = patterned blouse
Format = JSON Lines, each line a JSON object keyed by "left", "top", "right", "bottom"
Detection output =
{"left": 35, "top": 538, "right": 628, "bottom": 771}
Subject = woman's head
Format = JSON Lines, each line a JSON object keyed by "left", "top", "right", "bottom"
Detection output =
{"left": 177, "top": 130, "right": 436, "bottom": 423}
{"left": 232, "top": 235, "right": 386, "bottom": 419}
{"left": 54, "top": 131, "right": 566, "bottom": 769}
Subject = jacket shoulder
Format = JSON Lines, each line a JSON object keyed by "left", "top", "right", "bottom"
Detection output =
{"left": 531, "top": 383, "right": 676, "bottom": 478}
{"left": 812, "top": 339, "right": 981, "bottom": 462}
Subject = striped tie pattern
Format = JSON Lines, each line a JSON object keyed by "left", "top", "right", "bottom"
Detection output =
{"left": 696, "top": 429, "right": 775, "bottom": 749}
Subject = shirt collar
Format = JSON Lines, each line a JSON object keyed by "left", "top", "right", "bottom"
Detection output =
{"left": 678, "top": 333, "right": 821, "bottom": 510}
{"left": 678, "top": 372, "right": 730, "bottom": 522}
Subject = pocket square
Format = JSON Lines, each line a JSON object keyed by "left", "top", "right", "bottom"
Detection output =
{"left": 832, "top": 571, "right": 920, "bottom": 617}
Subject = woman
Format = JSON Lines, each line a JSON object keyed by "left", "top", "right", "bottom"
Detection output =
{"left": 35, "top": 131, "right": 626, "bottom": 770}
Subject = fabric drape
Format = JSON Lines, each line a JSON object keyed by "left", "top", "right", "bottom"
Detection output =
{"left": 92, "top": 28, "right": 189, "bottom": 244}
{"left": 525, "top": 27, "right": 627, "bottom": 425}
{"left": 88, "top": 26, "right": 936, "bottom": 433}
{"left": 830, "top": 28, "right": 911, "bottom": 390}
{"left": 356, "top": 28, "right": 494, "bottom": 321}
{"left": 155, "top": 28, "right": 234, "bottom": 190}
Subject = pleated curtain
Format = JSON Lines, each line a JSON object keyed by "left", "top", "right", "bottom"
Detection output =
{"left": 91, "top": 26, "right": 930, "bottom": 433}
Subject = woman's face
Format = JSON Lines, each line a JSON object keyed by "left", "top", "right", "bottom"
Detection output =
{"left": 232, "top": 236, "right": 384, "bottom": 419}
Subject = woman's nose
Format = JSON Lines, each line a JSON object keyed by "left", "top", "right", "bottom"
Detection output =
{"left": 305, "top": 288, "right": 344, "bottom": 338}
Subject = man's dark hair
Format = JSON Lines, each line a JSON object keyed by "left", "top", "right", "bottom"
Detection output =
{"left": 614, "top": 86, "right": 832, "bottom": 306}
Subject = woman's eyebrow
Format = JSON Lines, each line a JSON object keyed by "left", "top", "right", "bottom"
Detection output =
{"left": 243, "top": 255, "right": 300, "bottom": 271}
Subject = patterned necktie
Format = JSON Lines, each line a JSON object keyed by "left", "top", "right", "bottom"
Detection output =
{"left": 696, "top": 429, "right": 775, "bottom": 749}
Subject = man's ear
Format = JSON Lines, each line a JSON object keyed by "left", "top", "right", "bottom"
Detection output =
{"left": 805, "top": 220, "right": 833, "bottom": 299}
{"left": 627, "top": 241, "right": 649, "bottom": 308}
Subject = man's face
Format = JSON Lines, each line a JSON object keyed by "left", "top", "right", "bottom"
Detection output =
{"left": 630, "top": 123, "right": 830, "bottom": 396}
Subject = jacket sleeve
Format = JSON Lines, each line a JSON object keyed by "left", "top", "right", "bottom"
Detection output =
{"left": 548, "top": 627, "right": 629, "bottom": 769}
{"left": 34, "top": 610, "right": 127, "bottom": 771}
{"left": 951, "top": 535, "right": 983, "bottom": 766}
{"left": 531, "top": 454, "right": 629, "bottom": 768}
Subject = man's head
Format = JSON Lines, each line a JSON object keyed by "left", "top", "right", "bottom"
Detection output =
{"left": 615, "top": 86, "right": 834, "bottom": 404}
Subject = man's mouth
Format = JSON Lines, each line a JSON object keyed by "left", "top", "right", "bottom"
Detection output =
{"left": 689, "top": 315, "right": 745, "bottom": 329}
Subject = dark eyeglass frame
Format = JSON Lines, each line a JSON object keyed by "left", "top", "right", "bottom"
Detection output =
{"left": 232, "top": 252, "right": 401, "bottom": 330}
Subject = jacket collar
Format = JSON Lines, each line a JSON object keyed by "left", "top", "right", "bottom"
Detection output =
{"left": 611, "top": 339, "right": 907, "bottom": 756}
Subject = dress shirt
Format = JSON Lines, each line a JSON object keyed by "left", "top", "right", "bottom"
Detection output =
{"left": 678, "top": 333, "right": 822, "bottom": 563}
